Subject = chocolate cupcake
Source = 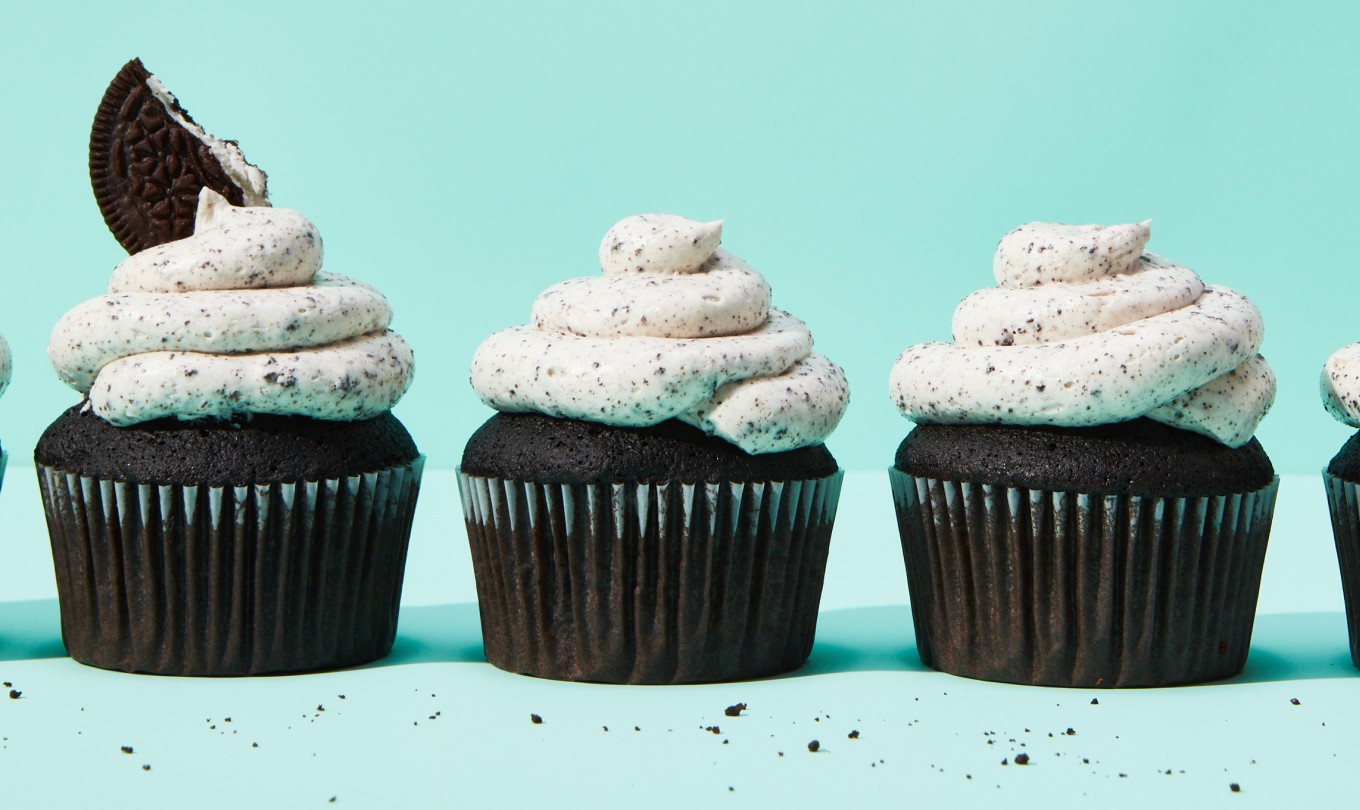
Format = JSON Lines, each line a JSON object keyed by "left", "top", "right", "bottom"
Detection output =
{"left": 1318, "top": 344, "right": 1360, "bottom": 668}
{"left": 460, "top": 214, "right": 849, "bottom": 684}
{"left": 888, "top": 221, "right": 1278, "bottom": 687}
{"left": 35, "top": 59, "right": 421, "bottom": 676}
{"left": 0, "top": 333, "right": 10, "bottom": 492}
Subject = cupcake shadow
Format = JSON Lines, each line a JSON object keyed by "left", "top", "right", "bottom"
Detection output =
{"left": 0, "top": 598, "right": 67, "bottom": 661}
{"left": 367, "top": 602, "right": 488, "bottom": 667}
{"left": 788, "top": 604, "right": 928, "bottom": 676}
{"left": 1233, "top": 611, "right": 1355, "bottom": 683}
{"left": 794, "top": 607, "right": 1357, "bottom": 684}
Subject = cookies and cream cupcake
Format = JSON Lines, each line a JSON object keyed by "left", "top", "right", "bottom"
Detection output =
{"left": 460, "top": 213, "right": 849, "bottom": 683}
{"left": 1318, "top": 340, "right": 1360, "bottom": 668}
{"left": 889, "top": 221, "right": 1278, "bottom": 687}
{"left": 34, "top": 58, "right": 423, "bottom": 676}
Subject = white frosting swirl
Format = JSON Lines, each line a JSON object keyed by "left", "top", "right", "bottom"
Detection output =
{"left": 1321, "top": 345, "right": 1360, "bottom": 427}
{"left": 471, "top": 214, "right": 849, "bottom": 454}
{"left": 890, "top": 221, "right": 1275, "bottom": 448}
{"left": 51, "top": 188, "right": 413, "bottom": 426}
{"left": 0, "top": 333, "right": 10, "bottom": 401}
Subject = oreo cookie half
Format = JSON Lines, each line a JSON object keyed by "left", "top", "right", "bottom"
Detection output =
{"left": 89, "top": 58, "right": 269, "bottom": 254}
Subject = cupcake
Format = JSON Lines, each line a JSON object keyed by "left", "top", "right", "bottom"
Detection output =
{"left": 888, "top": 221, "right": 1278, "bottom": 687}
{"left": 34, "top": 58, "right": 422, "bottom": 676}
{"left": 1319, "top": 343, "right": 1360, "bottom": 668}
{"left": 460, "top": 214, "right": 849, "bottom": 683}
{"left": 0, "top": 332, "right": 10, "bottom": 489}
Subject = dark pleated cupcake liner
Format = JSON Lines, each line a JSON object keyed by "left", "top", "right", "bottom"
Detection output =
{"left": 889, "top": 469, "right": 1279, "bottom": 687}
{"left": 458, "top": 470, "right": 844, "bottom": 684}
{"left": 1322, "top": 471, "right": 1360, "bottom": 668}
{"left": 36, "top": 456, "right": 424, "bottom": 676}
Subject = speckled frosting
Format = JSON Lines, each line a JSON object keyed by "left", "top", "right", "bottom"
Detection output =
{"left": 50, "top": 188, "right": 414, "bottom": 426}
{"left": 889, "top": 221, "right": 1275, "bottom": 448}
{"left": 470, "top": 214, "right": 849, "bottom": 454}
{"left": 0, "top": 332, "right": 10, "bottom": 401}
{"left": 1320, "top": 346, "right": 1360, "bottom": 430}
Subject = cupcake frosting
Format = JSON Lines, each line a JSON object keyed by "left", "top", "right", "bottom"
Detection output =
{"left": 50, "top": 188, "right": 413, "bottom": 426}
{"left": 0, "top": 332, "right": 10, "bottom": 400}
{"left": 1320, "top": 347, "right": 1360, "bottom": 427}
{"left": 890, "top": 221, "right": 1275, "bottom": 448}
{"left": 470, "top": 213, "right": 849, "bottom": 454}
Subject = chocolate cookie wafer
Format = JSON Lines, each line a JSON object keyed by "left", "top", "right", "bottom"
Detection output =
{"left": 89, "top": 58, "right": 269, "bottom": 254}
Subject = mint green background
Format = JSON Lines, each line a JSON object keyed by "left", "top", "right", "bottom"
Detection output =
{"left": 1, "top": 0, "right": 1353, "bottom": 473}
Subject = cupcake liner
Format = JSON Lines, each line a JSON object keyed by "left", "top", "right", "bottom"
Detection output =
{"left": 36, "top": 456, "right": 424, "bottom": 676}
{"left": 890, "top": 469, "right": 1279, "bottom": 687}
{"left": 1322, "top": 471, "right": 1360, "bottom": 668}
{"left": 458, "top": 471, "right": 844, "bottom": 684}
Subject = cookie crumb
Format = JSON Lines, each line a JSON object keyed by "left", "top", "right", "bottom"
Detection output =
{"left": 807, "top": 740, "right": 820, "bottom": 753}
{"left": 848, "top": 730, "right": 860, "bottom": 739}
{"left": 1230, "top": 783, "right": 1241, "bottom": 793}
{"left": 120, "top": 746, "right": 134, "bottom": 754}
{"left": 8, "top": 690, "right": 21, "bottom": 700}
{"left": 1014, "top": 753, "right": 1030, "bottom": 765}
{"left": 142, "top": 765, "right": 151, "bottom": 772}
{"left": 1090, "top": 698, "right": 1099, "bottom": 705}
{"left": 724, "top": 703, "right": 747, "bottom": 717}
{"left": 1290, "top": 698, "right": 1301, "bottom": 706}
{"left": 531, "top": 714, "right": 543, "bottom": 725}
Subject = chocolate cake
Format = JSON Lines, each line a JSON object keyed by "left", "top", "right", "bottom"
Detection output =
{"left": 462, "top": 413, "right": 837, "bottom": 484}
{"left": 896, "top": 419, "right": 1274, "bottom": 498}
{"left": 38, "top": 406, "right": 417, "bottom": 486}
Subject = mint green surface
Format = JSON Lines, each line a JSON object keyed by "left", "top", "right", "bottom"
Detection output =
{"left": 0, "top": 1, "right": 1355, "bottom": 471}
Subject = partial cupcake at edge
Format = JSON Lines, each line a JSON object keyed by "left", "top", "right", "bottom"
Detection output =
{"left": 1318, "top": 334, "right": 1360, "bottom": 668}
{"left": 888, "top": 221, "right": 1278, "bottom": 688}
{"left": 35, "top": 58, "right": 422, "bottom": 676}
{"left": 460, "top": 213, "right": 850, "bottom": 684}
{"left": 0, "top": 330, "right": 10, "bottom": 490}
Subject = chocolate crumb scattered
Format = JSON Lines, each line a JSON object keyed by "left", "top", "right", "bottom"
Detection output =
{"left": 8, "top": 690, "right": 20, "bottom": 700}
{"left": 705, "top": 726, "right": 721, "bottom": 735}
{"left": 339, "top": 695, "right": 346, "bottom": 700}
{"left": 120, "top": 746, "right": 134, "bottom": 754}
{"left": 848, "top": 730, "right": 860, "bottom": 739}
{"left": 1014, "top": 753, "right": 1030, "bottom": 765}
{"left": 1001, "top": 758, "right": 1009, "bottom": 766}
{"left": 807, "top": 740, "right": 820, "bottom": 753}
{"left": 1290, "top": 698, "right": 1301, "bottom": 705}
{"left": 142, "top": 765, "right": 151, "bottom": 771}
{"left": 316, "top": 705, "right": 325, "bottom": 712}
{"left": 724, "top": 703, "right": 747, "bottom": 717}
{"left": 1066, "top": 728, "right": 1076, "bottom": 735}
{"left": 2, "top": 682, "right": 9, "bottom": 688}
{"left": 603, "top": 726, "right": 609, "bottom": 732}
{"left": 531, "top": 714, "right": 543, "bottom": 725}
{"left": 1090, "top": 698, "right": 1099, "bottom": 705}
{"left": 1230, "top": 783, "right": 1241, "bottom": 793}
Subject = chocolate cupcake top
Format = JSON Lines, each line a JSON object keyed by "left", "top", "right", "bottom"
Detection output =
{"left": 50, "top": 60, "right": 414, "bottom": 427}
{"left": 889, "top": 222, "right": 1275, "bottom": 448}
{"left": 470, "top": 214, "right": 849, "bottom": 454}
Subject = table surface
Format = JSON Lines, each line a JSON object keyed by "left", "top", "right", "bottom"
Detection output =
{"left": 0, "top": 466, "right": 1352, "bottom": 808}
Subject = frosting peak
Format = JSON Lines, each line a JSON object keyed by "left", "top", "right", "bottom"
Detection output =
{"left": 53, "top": 192, "right": 412, "bottom": 426}
{"left": 892, "top": 221, "right": 1274, "bottom": 448}
{"left": 473, "top": 214, "right": 848, "bottom": 454}
{"left": 599, "top": 213, "right": 724, "bottom": 275}
{"left": 110, "top": 188, "right": 322, "bottom": 294}
{"left": 994, "top": 220, "right": 1152, "bottom": 288}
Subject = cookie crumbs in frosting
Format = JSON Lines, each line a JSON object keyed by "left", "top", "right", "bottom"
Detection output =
{"left": 472, "top": 214, "right": 848, "bottom": 454}
{"left": 891, "top": 221, "right": 1274, "bottom": 448}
